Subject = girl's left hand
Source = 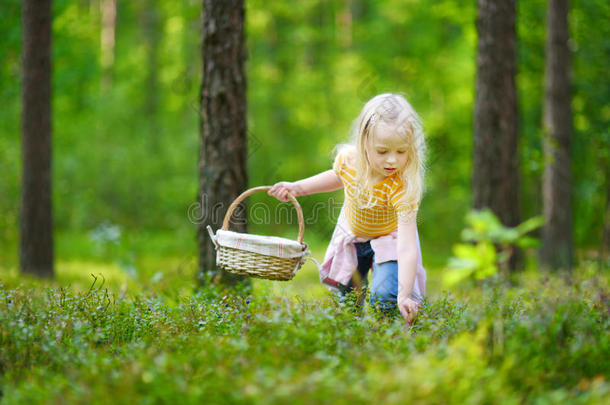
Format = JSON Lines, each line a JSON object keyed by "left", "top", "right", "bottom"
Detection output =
{"left": 397, "top": 296, "right": 419, "bottom": 324}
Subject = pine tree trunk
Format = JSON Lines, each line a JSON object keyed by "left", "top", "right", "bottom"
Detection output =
{"left": 600, "top": 176, "right": 610, "bottom": 270}
{"left": 541, "top": 0, "right": 573, "bottom": 271}
{"left": 337, "top": 0, "right": 353, "bottom": 49}
{"left": 473, "top": 0, "right": 521, "bottom": 268}
{"left": 198, "top": 0, "right": 248, "bottom": 285}
{"left": 100, "top": 0, "right": 116, "bottom": 90}
{"left": 20, "top": 0, "right": 54, "bottom": 278}
{"left": 142, "top": 0, "right": 161, "bottom": 148}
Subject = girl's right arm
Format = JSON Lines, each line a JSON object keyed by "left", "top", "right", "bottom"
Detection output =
{"left": 268, "top": 170, "right": 343, "bottom": 202}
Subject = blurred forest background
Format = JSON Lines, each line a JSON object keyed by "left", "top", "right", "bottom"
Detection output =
{"left": 1, "top": 0, "right": 608, "bottom": 283}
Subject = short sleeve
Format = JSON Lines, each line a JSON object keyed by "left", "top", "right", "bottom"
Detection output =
{"left": 389, "top": 184, "right": 419, "bottom": 220}
{"left": 332, "top": 152, "right": 344, "bottom": 177}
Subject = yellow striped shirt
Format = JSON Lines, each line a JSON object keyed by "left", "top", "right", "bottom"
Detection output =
{"left": 333, "top": 151, "right": 417, "bottom": 238}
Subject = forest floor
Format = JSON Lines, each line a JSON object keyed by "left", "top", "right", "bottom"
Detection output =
{"left": 1, "top": 232, "right": 609, "bottom": 404}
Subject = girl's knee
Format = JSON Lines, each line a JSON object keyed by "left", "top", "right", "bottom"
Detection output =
{"left": 369, "top": 284, "right": 396, "bottom": 311}
{"left": 369, "top": 261, "right": 398, "bottom": 310}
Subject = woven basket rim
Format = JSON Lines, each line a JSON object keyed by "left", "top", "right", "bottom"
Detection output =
{"left": 216, "top": 229, "right": 306, "bottom": 257}
{"left": 208, "top": 186, "right": 309, "bottom": 280}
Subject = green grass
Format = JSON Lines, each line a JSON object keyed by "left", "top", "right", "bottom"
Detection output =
{"left": 1, "top": 232, "right": 609, "bottom": 404}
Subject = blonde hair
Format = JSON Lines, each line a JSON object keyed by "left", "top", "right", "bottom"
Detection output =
{"left": 335, "top": 93, "right": 426, "bottom": 210}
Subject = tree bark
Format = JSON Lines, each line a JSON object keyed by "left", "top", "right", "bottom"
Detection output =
{"left": 541, "top": 0, "right": 573, "bottom": 271}
{"left": 473, "top": 0, "right": 521, "bottom": 268}
{"left": 337, "top": 0, "right": 353, "bottom": 49}
{"left": 198, "top": 0, "right": 248, "bottom": 285}
{"left": 142, "top": 0, "right": 159, "bottom": 117}
{"left": 600, "top": 175, "right": 610, "bottom": 270}
{"left": 142, "top": 0, "right": 161, "bottom": 148}
{"left": 100, "top": 0, "right": 116, "bottom": 90}
{"left": 20, "top": 0, "right": 54, "bottom": 278}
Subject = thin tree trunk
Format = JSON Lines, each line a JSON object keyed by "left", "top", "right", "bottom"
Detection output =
{"left": 142, "top": 0, "right": 161, "bottom": 147}
{"left": 337, "top": 0, "right": 352, "bottom": 49}
{"left": 100, "top": 0, "right": 116, "bottom": 90}
{"left": 599, "top": 175, "right": 610, "bottom": 270}
{"left": 20, "top": 0, "right": 54, "bottom": 278}
{"left": 541, "top": 0, "right": 573, "bottom": 271}
{"left": 142, "top": 1, "right": 159, "bottom": 116}
{"left": 473, "top": 0, "right": 521, "bottom": 268}
{"left": 198, "top": 0, "right": 248, "bottom": 285}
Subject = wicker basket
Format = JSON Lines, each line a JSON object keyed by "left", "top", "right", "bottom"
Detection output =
{"left": 206, "top": 186, "right": 308, "bottom": 281}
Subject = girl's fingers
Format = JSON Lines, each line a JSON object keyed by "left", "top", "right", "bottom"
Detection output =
{"left": 409, "top": 304, "right": 419, "bottom": 317}
{"left": 400, "top": 307, "right": 413, "bottom": 324}
{"left": 268, "top": 184, "right": 296, "bottom": 202}
{"left": 269, "top": 183, "right": 286, "bottom": 200}
{"left": 268, "top": 182, "right": 297, "bottom": 202}
{"left": 268, "top": 184, "right": 285, "bottom": 201}
{"left": 400, "top": 305, "right": 411, "bottom": 321}
{"left": 398, "top": 301, "right": 419, "bottom": 324}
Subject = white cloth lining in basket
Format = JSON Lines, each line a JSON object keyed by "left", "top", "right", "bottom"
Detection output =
{"left": 207, "top": 226, "right": 321, "bottom": 278}
{"left": 208, "top": 228, "right": 306, "bottom": 259}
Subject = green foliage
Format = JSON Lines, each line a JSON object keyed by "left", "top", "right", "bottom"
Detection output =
{"left": 0, "top": 0, "right": 607, "bottom": 265}
{"left": 1, "top": 271, "right": 609, "bottom": 403}
{"left": 1, "top": 1, "right": 608, "bottom": 399}
{"left": 445, "top": 210, "right": 544, "bottom": 286}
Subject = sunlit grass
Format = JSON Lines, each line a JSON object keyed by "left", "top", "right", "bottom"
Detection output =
{"left": 1, "top": 263, "right": 609, "bottom": 404}
{"left": 252, "top": 261, "right": 329, "bottom": 300}
{"left": 1, "top": 231, "right": 608, "bottom": 404}
{"left": 0, "top": 229, "right": 452, "bottom": 303}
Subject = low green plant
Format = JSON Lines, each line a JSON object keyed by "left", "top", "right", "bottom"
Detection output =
{"left": 1, "top": 268, "right": 608, "bottom": 404}
{"left": 444, "top": 209, "right": 544, "bottom": 286}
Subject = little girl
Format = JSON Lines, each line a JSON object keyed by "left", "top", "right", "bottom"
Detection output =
{"left": 268, "top": 93, "right": 426, "bottom": 323}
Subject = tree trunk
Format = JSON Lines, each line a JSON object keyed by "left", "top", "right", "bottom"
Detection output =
{"left": 337, "top": 0, "right": 353, "bottom": 49}
{"left": 473, "top": 0, "right": 521, "bottom": 268}
{"left": 198, "top": 0, "right": 248, "bottom": 285}
{"left": 142, "top": 0, "right": 161, "bottom": 148}
{"left": 20, "top": 0, "right": 54, "bottom": 278}
{"left": 100, "top": 0, "right": 116, "bottom": 90}
{"left": 600, "top": 175, "right": 610, "bottom": 270}
{"left": 541, "top": 0, "right": 573, "bottom": 271}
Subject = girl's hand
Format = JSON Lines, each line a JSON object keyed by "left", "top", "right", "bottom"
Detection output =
{"left": 397, "top": 296, "right": 419, "bottom": 325}
{"left": 268, "top": 182, "right": 300, "bottom": 202}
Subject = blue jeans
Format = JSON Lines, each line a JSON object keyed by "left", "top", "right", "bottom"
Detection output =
{"left": 350, "top": 241, "right": 398, "bottom": 312}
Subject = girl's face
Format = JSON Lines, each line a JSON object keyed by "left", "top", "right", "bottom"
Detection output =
{"left": 367, "top": 123, "right": 410, "bottom": 181}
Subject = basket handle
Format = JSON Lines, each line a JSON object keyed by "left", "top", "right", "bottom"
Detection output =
{"left": 221, "top": 186, "right": 305, "bottom": 244}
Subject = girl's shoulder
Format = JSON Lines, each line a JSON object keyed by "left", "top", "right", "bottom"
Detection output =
{"left": 334, "top": 144, "right": 357, "bottom": 168}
